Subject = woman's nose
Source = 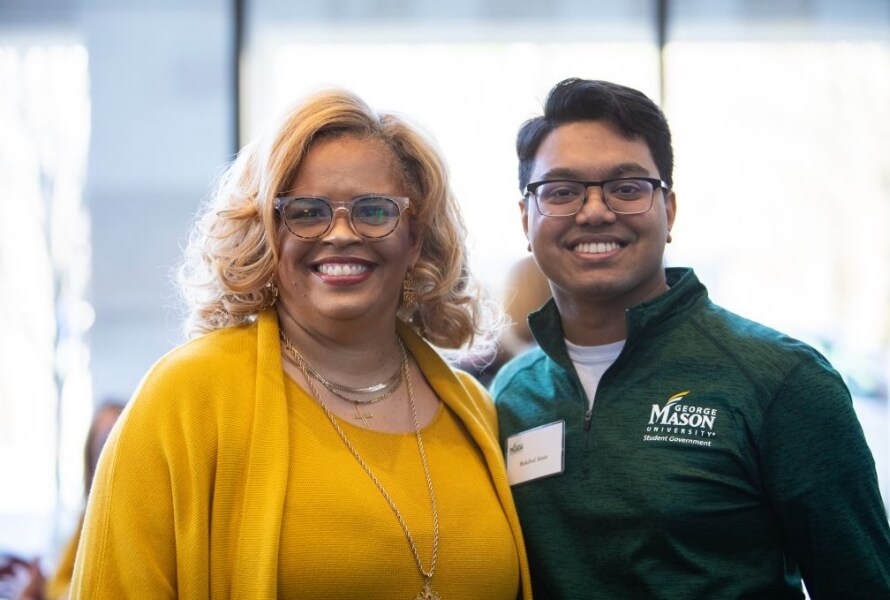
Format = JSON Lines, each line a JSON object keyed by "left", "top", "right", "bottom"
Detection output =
{"left": 322, "top": 206, "right": 362, "bottom": 245}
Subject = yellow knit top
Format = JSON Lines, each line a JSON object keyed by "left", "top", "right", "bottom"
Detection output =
{"left": 280, "top": 377, "right": 520, "bottom": 599}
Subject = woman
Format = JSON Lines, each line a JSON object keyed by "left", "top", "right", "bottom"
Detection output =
{"left": 70, "top": 90, "right": 531, "bottom": 600}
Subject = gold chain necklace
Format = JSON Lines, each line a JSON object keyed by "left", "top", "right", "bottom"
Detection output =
{"left": 280, "top": 331, "right": 402, "bottom": 396}
{"left": 289, "top": 337, "right": 442, "bottom": 600}
{"left": 280, "top": 345, "right": 402, "bottom": 406}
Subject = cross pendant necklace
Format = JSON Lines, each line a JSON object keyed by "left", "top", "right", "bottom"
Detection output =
{"left": 353, "top": 405, "right": 373, "bottom": 428}
{"left": 415, "top": 578, "right": 441, "bottom": 600}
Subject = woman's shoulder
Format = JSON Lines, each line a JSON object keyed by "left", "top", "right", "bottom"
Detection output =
{"left": 399, "top": 324, "right": 496, "bottom": 423}
{"left": 152, "top": 321, "right": 259, "bottom": 381}
{"left": 451, "top": 368, "right": 491, "bottom": 402}
{"left": 102, "top": 321, "right": 269, "bottom": 485}
{"left": 448, "top": 368, "right": 497, "bottom": 433}
{"left": 129, "top": 321, "right": 261, "bottom": 416}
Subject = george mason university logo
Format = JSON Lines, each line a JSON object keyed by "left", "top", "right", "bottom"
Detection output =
{"left": 643, "top": 391, "right": 718, "bottom": 447}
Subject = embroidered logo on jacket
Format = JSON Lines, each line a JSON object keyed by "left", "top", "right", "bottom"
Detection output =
{"left": 643, "top": 390, "right": 718, "bottom": 447}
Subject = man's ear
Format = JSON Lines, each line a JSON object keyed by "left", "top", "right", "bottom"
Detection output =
{"left": 520, "top": 197, "right": 531, "bottom": 251}
{"left": 665, "top": 189, "right": 677, "bottom": 243}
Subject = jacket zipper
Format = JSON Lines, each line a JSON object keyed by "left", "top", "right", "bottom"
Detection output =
{"left": 582, "top": 379, "right": 595, "bottom": 432}
{"left": 583, "top": 405, "right": 593, "bottom": 431}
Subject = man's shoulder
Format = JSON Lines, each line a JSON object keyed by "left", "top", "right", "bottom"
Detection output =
{"left": 491, "top": 346, "right": 551, "bottom": 398}
{"left": 701, "top": 302, "right": 820, "bottom": 354}
{"left": 692, "top": 301, "right": 838, "bottom": 389}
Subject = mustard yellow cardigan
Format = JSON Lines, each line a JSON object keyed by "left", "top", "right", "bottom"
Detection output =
{"left": 70, "top": 310, "right": 531, "bottom": 599}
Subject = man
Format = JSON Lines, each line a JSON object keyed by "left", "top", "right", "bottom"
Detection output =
{"left": 492, "top": 77, "right": 890, "bottom": 599}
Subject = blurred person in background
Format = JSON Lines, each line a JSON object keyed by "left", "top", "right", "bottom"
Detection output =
{"left": 0, "top": 555, "right": 43, "bottom": 600}
{"left": 455, "top": 257, "right": 550, "bottom": 387}
{"left": 47, "top": 402, "right": 123, "bottom": 599}
{"left": 493, "top": 77, "right": 890, "bottom": 599}
{"left": 498, "top": 255, "right": 551, "bottom": 360}
{"left": 0, "top": 402, "right": 123, "bottom": 600}
{"left": 69, "top": 89, "right": 530, "bottom": 599}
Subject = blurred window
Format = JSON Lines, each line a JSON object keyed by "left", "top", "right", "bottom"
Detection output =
{"left": 243, "top": 1, "right": 661, "bottom": 297}
{"left": 0, "top": 42, "right": 92, "bottom": 554}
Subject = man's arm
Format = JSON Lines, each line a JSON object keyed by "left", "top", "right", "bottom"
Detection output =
{"left": 760, "top": 356, "right": 890, "bottom": 597}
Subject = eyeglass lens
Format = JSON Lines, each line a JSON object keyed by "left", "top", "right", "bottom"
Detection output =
{"left": 279, "top": 196, "right": 402, "bottom": 239}
{"left": 534, "top": 179, "right": 655, "bottom": 215}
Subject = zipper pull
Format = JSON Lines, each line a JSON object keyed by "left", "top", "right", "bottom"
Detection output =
{"left": 583, "top": 407, "right": 593, "bottom": 431}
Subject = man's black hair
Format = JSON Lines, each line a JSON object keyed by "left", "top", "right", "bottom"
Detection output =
{"left": 517, "top": 78, "right": 674, "bottom": 191}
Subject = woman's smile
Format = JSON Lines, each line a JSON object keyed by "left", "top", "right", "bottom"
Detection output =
{"left": 312, "top": 257, "right": 375, "bottom": 285}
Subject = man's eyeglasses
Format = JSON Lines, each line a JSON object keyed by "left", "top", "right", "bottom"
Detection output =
{"left": 274, "top": 194, "right": 410, "bottom": 240}
{"left": 525, "top": 177, "right": 669, "bottom": 216}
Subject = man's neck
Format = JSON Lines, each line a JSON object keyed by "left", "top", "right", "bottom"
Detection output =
{"left": 556, "top": 296, "right": 629, "bottom": 346}
{"left": 553, "top": 281, "right": 671, "bottom": 346}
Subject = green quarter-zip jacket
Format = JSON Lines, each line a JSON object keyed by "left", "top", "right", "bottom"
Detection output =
{"left": 493, "top": 267, "right": 890, "bottom": 599}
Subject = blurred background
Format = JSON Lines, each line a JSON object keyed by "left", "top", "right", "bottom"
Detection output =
{"left": 1, "top": 0, "right": 888, "bottom": 572}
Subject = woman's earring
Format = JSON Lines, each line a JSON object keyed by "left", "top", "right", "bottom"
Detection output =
{"left": 266, "top": 278, "right": 279, "bottom": 307}
{"left": 402, "top": 268, "right": 417, "bottom": 309}
{"left": 667, "top": 230, "right": 673, "bottom": 243}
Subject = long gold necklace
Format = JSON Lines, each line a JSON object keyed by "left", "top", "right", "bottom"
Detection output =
{"left": 288, "top": 337, "right": 441, "bottom": 600}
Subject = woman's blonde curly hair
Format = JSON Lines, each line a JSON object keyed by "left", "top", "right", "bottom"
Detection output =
{"left": 178, "top": 89, "right": 499, "bottom": 351}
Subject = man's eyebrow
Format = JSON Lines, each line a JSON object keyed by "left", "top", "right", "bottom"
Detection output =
{"left": 533, "top": 163, "right": 654, "bottom": 182}
{"left": 605, "top": 163, "right": 653, "bottom": 178}
{"left": 534, "top": 167, "right": 584, "bottom": 181}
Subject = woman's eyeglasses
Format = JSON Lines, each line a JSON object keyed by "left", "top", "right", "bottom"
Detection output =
{"left": 275, "top": 194, "right": 410, "bottom": 240}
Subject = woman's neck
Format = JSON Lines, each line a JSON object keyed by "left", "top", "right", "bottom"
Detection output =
{"left": 275, "top": 306, "right": 402, "bottom": 384}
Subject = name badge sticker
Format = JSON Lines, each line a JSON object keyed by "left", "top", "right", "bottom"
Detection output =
{"left": 505, "top": 421, "right": 565, "bottom": 486}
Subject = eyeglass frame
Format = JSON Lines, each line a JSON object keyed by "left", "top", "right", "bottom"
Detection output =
{"left": 274, "top": 194, "right": 412, "bottom": 240}
{"left": 524, "top": 177, "right": 670, "bottom": 216}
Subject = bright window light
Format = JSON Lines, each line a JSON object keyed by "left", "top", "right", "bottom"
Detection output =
{"left": 246, "top": 26, "right": 660, "bottom": 303}
{"left": 0, "top": 43, "right": 92, "bottom": 556}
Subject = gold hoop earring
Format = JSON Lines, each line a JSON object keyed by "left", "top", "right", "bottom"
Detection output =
{"left": 266, "top": 278, "right": 279, "bottom": 307}
{"left": 402, "top": 268, "right": 417, "bottom": 309}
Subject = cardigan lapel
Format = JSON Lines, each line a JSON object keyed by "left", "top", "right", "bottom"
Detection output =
{"left": 232, "top": 310, "right": 289, "bottom": 600}
{"left": 395, "top": 321, "right": 492, "bottom": 439}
